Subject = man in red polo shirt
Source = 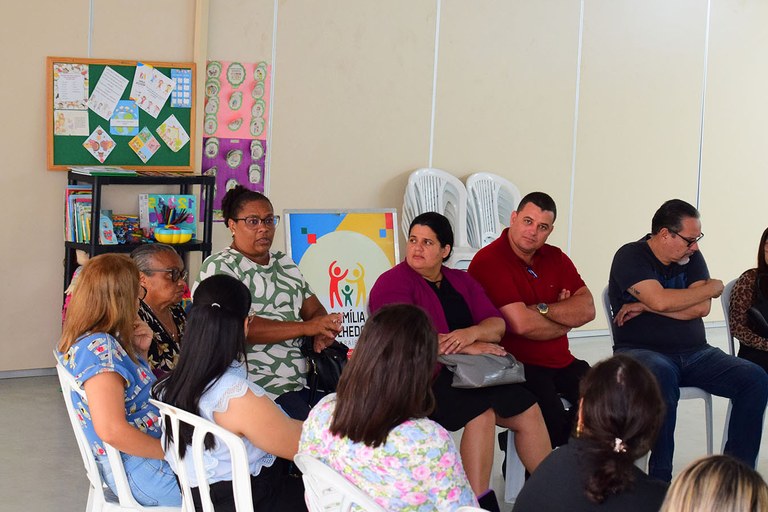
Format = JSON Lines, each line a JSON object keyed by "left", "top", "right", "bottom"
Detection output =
{"left": 469, "top": 191, "right": 595, "bottom": 447}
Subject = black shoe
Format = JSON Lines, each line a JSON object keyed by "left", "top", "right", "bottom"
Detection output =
{"left": 477, "top": 489, "right": 501, "bottom": 512}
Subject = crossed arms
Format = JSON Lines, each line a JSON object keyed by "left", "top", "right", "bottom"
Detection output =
{"left": 613, "top": 278, "right": 724, "bottom": 326}
{"left": 501, "top": 286, "right": 596, "bottom": 340}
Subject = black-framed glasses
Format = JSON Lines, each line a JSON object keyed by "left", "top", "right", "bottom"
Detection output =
{"left": 670, "top": 230, "right": 704, "bottom": 247}
{"left": 146, "top": 268, "right": 188, "bottom": 282}
{"left": 233, "top": 215, "right": 280, "bottom": 229}
{"left": 139, "top": 285, "right": 148, "bottom": 301}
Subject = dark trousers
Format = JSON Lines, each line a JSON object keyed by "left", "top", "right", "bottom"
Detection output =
{"left": 739, "top": 344, "right": 768, "bottom": 374}
{"left": 191, "top": 458, "right": 306, "bottom": 512}
{"left": 521, "top": 358, "right": 590, "bottom": 448}
{"left": 275, "top": 388, "right": 329, "bottom": 421}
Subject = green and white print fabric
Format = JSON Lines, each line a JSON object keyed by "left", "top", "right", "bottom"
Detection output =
{"left": 194, "top": 248, "right": 314, "bottom": 398}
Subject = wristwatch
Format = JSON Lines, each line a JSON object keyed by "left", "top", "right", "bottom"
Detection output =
{"left": 536, "top": 303, "right": 549, "bottom": 315}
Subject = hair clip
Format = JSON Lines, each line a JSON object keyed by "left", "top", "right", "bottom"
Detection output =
{"left": 613, "top": 437, "right": 627, "bottom": 453}
{"left": 211, "top": 303, "right": 221, "bottom": 308}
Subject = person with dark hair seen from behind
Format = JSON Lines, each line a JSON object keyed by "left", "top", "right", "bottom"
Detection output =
{"left": 660, "top": 455, "right": 768, "bottom": 512}
{"left": 57, "top": 254, "right": 181, "bottom": 507}
{"left": 728, "top": 227, "right": 768, "bottom": 373}
{"left": 513, "top": 355, "right": 668, "bottom": 512}
{"left": 194, "top": 185, "right": 342, "bottom": 420}
{"left": 130, "top": 243, "right": 187, "bottom": 378}
{"left": 153, "top": 274, "right": 306, "bottom": 512}
{"left": 469, "top": 192, "right": 596, "bottom": 449}
{"left": 299, "top": 304, "right": 480, "bottom": 511}
{"left": 609, "top": 199, "right": 768, "bottom": 482}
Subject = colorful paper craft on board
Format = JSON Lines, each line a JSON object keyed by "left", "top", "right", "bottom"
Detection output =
{"left": 171, "top": 69, "right": 192, "bottom": 108}
{"left": 53, "top": 63, "right": 89, "bottom": 110}
{"left": 129, "top": 127, "right": 161, "bottom": 163}
{"left": 136, "top": 68, "right": 175, "bottom": 119}
{"left": 82, "top": 126, "right": 116, "bottom": 163}
{"left": 156, "top": 115, "right": 190, "bottom": 152}
{"left": 201, "top": 137, "right": 266, "bottom": 220}
{"left": 204, "top": 60, "right": 270, "bottom": 140}
{"left": 87, "top": 66, "right": 129, "bottom": 120}
{"left": 110, "top": 100, "right": 139, "bottom": 136}
{"left": 54, "top": 110, "right": 89, "bottom": 136}
{"left": 129, "top": 62, "right": 152, "bottom": 102}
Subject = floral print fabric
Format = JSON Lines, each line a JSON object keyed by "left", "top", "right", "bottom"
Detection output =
{"left": 194, "top": 248, "right": 314, "bottom": 398}
{"left": 138, "top": 301, "right": 186, "bottom": 377}
{"left": 298, "top": 394, "right": 478, "bottom": 511}
{"left": 57, "top": 333, "right": 160, "bottom": 457}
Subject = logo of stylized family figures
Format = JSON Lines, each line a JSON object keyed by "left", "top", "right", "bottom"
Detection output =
{"left": 328, "top": 261, "right": 366, "bottom": 308}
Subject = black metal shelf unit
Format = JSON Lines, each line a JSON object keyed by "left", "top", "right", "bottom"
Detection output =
{"left": 64, "top": 171, "right": 216, "bottom": 292}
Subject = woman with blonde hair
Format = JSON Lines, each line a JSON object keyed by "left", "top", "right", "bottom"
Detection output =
{"left": 57, "top": 253, "right": 181, "bottom": 506}
{"left": 661, "top": 455, "right": 768, "bottom": 512}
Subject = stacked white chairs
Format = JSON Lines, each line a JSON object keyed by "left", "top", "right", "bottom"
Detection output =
{"left": 294, "top": 453, "right": 385, "bottom": 512}
{"left": 465, "top": 172, "right": 522, "bottom": 249}
{"left": 149, "top": 399, "right": 253, "bottom": 512}
{"left": 54, "top": 357, "right": 181, "bottom": 512}
{"left": 402, "top": 168, "right": 471, "bottom": 250}
{"left": 600, "top": 287, "right": 713, "bottom": 471}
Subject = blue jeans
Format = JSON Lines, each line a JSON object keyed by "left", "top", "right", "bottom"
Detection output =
{"left": 97, "top": 453, "right": 181, "bottom": 506}
{"left": 616, "top": 345, "right": 768, "bottom": 482}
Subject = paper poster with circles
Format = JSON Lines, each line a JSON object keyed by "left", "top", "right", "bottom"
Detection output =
{"left": 284, "top": 210, "right": 400, "bottom": 348}
{"left": 203, "top": 60, "right": 269, "bottom": 140}
{"left": 201, "top": 137, "right": 267, "bottom": 221}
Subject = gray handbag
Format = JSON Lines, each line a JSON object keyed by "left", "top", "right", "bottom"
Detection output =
{"left": 438, "top": 353, "right": 526, "bottom": 388}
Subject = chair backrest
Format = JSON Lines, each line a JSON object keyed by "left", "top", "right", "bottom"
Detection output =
{"left": 149, "top": 399, "right": 254, "bottom": 512}
{"left": 601, "top": 286, "right": 616, "bottom": 341}
{"left": 465, "top": 172, "right": 522, "bottom": 248}
{"left": 294, "top": 453, "right": 385, "bottom": 512}
{"left": 721, "top": 279, "right": 738, "bottom": 356}
{"left": 402, "top": 168, "right": 470, "bottom": 247}
{"left": 54, "top": 357, "right": 172, "bottom": 511}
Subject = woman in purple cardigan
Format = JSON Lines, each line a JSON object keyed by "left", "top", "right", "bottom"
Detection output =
{"left": 369, "top": 212, "right": 550, "bottom": 505}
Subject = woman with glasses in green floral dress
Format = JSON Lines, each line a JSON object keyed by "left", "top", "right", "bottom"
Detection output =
{"left": 193, "top": 185, "right": 343, "bottom": 420}
{"left": 131, "top": 244, "right": 188, "bottom": 378}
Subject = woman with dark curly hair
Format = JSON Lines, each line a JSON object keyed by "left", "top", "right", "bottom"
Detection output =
{"left": 513, "top": 354, "right": 668, "bottom": 512}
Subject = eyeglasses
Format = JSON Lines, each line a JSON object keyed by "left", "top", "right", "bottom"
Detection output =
{"left": 145, "top": 268, "right": 188, "bottom": 282}
{"left": 670, "top": 230, "right": 704, "bottom": 247}
{"left": 233, "top": 215, "right": 280, "bottom": 229}
{"left": 139, "top": 285, "right": 148, "bottom": 301}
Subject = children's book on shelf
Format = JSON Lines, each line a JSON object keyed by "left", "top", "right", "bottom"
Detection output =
{"left": 65, "top": 185, "right": 92, "bottom": 242}
{"left": 138, "top": 193, "right": 196, "bottom": 237}
{"left": 99, "top": 210, "right": 117, "bottom": 245}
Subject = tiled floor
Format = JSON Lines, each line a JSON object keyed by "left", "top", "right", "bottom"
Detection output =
{"left": 2, "top": 327, "right": 765, "bottom": 511}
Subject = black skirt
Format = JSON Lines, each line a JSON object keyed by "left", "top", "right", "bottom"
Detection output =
{"left": 429, "top": 366, "right": 538, "bottom": 432}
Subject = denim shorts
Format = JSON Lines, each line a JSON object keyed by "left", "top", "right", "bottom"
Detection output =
{"left": 97, "top": 453, "right": 181, "bottom": 507}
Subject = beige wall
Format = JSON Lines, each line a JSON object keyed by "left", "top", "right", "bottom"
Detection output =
{"left": 3, "top": 0, "right": 768, "bottom": 372}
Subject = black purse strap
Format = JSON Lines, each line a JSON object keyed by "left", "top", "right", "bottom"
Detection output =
{"left": 757, "top": 273, "right": 768, "bottom": 302}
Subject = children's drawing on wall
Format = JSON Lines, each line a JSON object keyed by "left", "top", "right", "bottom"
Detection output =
{"left": 285, "top": 210, "right": 399, "bottom": 348}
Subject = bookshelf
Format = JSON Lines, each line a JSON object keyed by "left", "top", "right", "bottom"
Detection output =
{"left": 64, "top": 171, "right": 215, "bottom": 292}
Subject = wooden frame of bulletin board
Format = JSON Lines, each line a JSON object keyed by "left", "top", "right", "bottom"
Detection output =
{"left": 47, "top": 57, "right": 196, "bottom": 171}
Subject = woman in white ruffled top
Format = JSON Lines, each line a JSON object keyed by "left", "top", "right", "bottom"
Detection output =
{"left": 153, "top": 274, "right": 306, "bottom": 512}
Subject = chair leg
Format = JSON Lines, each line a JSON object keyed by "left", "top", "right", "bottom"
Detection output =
{"left": 704, "top": 394, "right": 713, "bottom": 455}
{"left": 721, "top": 400, "right": 733, "bottom": 454}
{"left": 504, "top": 431, "right": 526, "bottom": 503}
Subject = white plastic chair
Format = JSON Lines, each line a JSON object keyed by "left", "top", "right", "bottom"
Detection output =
{"left": 54, "top": 359, "right": 181, "bottom": 512}
{"left": 601, "top": 286, "right": 714, "bottom": 471}
{"left": 720, "top": 279, "right": 738, "bottom": 452}
{"left": 402, "top": 168, "right": 471, "bottom": 248}
{"left": 149, "top": 399, "right": 253, "bottom": 512}
{"left": 456, "top": 507, "right": 486, "bottom": 512}
{"left": 294, "top": 453, "right": 385, "bottom": 512}
{"left": 465, "top": 172, "right": 522, "bottom": 249}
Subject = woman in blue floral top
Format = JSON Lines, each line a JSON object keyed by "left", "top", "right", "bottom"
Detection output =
{"left": 56, "top": 254, "right": 181, "bottom": 507}
{"left": 299, "top": 304, "right": 478, "bottom": 511}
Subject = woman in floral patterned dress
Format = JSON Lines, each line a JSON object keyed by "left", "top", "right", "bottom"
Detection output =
{"left": 298, "top": 304, "right": 479, "bottom": 511}
{"left": 193, "top": 185, "right": 343, "bottom": 419}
